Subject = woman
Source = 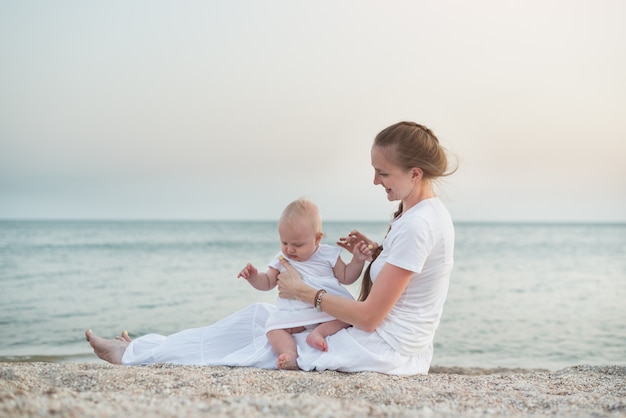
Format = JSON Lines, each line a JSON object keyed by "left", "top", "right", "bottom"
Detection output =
{"left": 86, "top": 121, "right": 456, "bottom": 375}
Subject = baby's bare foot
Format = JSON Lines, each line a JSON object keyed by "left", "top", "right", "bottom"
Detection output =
{"left": 277, "top": 352, "right": 299, "bottom": 370}
{"left": 85, "top": 329, "right": 128, "bottom": 365}
{"left": 306, "top": 330, "right": 328, "bottom": 352}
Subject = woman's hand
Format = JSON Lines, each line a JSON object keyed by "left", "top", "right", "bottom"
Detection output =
{"left": 276, "top": 257, "right": 310, "bottom": 302}
{"left": 337, "top": 230, "right": 378, "bottom": 259}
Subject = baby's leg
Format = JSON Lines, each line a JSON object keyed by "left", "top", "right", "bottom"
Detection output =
{"left": 306, "top": 320, "right": 350, "bottom": 352}
{"left": 266, "top": 329, "right": 300, "bottom": 370}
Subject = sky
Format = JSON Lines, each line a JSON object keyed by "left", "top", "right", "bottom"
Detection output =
{"left": 1, "top": 1, "right": 625, "bottom": 222}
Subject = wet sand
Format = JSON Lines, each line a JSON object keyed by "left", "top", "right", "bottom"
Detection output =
{"left": 1, "top": 362, "right": 624, "bottom": 417}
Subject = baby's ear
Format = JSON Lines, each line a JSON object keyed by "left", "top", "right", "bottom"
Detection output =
{"left": 315, "top": 232, "right": 324, "bottom": 243}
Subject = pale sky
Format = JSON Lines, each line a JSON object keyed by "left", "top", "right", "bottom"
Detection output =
{"left": 1, "top": 1, "right": 625, "bottom": 222}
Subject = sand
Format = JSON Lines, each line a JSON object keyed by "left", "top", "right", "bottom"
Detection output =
{"left": 1, "top": 362, "right": 624, "bottom": 417}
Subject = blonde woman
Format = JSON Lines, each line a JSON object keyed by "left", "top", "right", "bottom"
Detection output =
{"left": 86, "top": 121, "right": 456, "bottom": 375}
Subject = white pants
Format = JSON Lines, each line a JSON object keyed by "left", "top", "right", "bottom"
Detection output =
{"left": 122, "top": 303, "right": 432, "bottom": 375}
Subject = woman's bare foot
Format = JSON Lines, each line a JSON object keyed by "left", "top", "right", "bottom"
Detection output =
{"left": 277, "top": 352, "right": 299, "bottom": 370}
{"left": 306, "top": 330, "right": 328, "bottom": 352}
{"left": 85, "top": 329, "right": 128, "bottom": 365}
{"left": 115, "top": 330, "right": 132, "bottom": 343}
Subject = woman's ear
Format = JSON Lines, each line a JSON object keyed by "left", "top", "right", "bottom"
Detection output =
{"left": 411, "top": 167, "right": 423, "bottom": 180}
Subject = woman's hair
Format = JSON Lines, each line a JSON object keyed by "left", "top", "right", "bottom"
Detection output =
{"left": 280, "top": 197, "right": 323, "bottom": 233}
{"left": 373, "top": 121, "right": 455, "bottom": 180}
{"left": 358, "top": 121, "right": 456, "bottom": 301}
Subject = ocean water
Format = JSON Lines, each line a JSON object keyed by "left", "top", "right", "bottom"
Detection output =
{"left": 0, "top": 220, "right": 624, "bottom": 371}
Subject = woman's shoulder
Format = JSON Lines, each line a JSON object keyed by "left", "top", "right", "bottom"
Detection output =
{"left": 402, "top": 198, "right": 452, "bottom": 226}
{"left": 389, "top": 198, "right": 453, "bottom": 242}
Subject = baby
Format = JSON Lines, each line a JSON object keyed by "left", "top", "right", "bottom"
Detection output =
{"left": 238, "top": 198, "right": 371, "bottom": 369}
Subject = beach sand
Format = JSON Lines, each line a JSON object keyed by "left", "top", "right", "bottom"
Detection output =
{"left": 1, "top": 362, "right": 624, "bottom": 417}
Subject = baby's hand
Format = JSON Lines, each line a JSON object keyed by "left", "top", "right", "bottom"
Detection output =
{"left": 238, "top": 263, "right": 258, "bottom": 280}
{"left": 352, "top": 241, "right": 376, "bottom": 262}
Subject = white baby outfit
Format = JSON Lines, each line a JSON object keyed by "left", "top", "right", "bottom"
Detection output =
{"left": 265, "top": 244, "right": 354, "bottom": 332}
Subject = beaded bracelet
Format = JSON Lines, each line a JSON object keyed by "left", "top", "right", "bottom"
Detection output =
{"left": 314, "top": 289, "right": 327, "bottom": 312}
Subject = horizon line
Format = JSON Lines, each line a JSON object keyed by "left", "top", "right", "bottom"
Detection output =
{"left": 1, "top": 218, "right": 625, "bottom": 225}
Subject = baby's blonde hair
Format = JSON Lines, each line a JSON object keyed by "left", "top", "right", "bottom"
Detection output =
{"left": 280, "top": 198, "right": 323, "bottom": 233}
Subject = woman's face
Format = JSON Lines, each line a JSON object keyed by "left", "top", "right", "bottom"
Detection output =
{"left": 371, "top": 145, "right": 415, "bottom": 202}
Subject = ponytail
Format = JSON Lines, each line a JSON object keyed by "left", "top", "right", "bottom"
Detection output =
{"left": 357, "top": 203, "right": 403, "bottom": 301}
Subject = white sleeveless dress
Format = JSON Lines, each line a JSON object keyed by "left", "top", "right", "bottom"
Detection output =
{"left": 265, "top": 244, "right": 354, "bottom": 332}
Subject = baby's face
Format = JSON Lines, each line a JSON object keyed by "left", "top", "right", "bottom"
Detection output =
{"left": 278, "top": 217, "right": 319, "bottom": 262}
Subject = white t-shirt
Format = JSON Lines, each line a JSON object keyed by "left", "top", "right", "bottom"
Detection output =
{"left": 369, "top": 197, "right": 455, "bottom": 356}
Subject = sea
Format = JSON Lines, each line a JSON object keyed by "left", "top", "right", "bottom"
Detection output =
{"left": 1, "top": 220, "right": 624, "bottom": 371}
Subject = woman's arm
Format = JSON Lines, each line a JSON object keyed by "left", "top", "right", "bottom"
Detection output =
{"left": 277, "top": 258, "right": 412, "bottom": 332}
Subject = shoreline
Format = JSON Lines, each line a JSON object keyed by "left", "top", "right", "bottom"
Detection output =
{"left": 0, "top": 352, "right": 596, "bottom": 372}
{"left": 1, "top": 362, "right": 624, "bottom": 417}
